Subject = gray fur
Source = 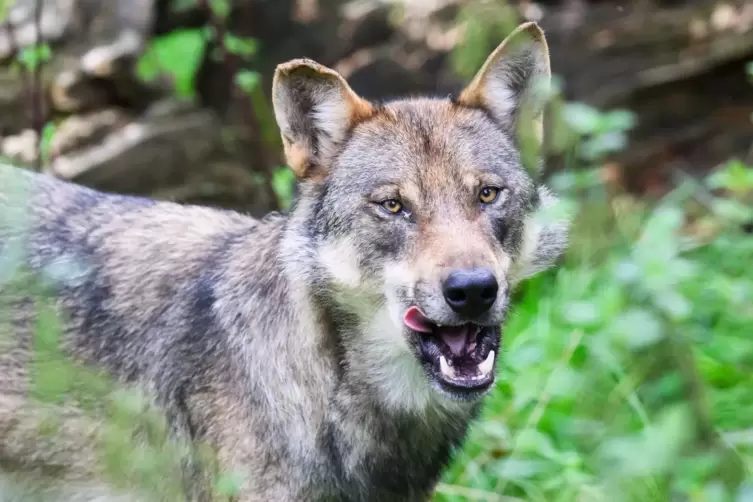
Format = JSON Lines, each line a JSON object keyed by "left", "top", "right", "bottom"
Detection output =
{"left": 0, "top": 22, "right": 569, "bottom": 502}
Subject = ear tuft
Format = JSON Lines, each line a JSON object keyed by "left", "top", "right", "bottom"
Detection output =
{"left": 272, "top": 59, "right": 375, "bottom": 180}
{"left": 457, "top": 22, "right": 551, "bottom": 146}
{"left": 510, "top": 185, "right": 570, "bottom": 285}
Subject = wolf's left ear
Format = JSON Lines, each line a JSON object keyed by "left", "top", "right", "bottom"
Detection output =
{"left": 457, "top": 22, "right": 550, "bottom": 147}
{"left": 272, "top": 59, "right": 375, "bottom": 180}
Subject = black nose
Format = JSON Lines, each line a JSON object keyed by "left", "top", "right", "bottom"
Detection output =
{"left": 442, "top": 268, "right": 499, "bottom": 318}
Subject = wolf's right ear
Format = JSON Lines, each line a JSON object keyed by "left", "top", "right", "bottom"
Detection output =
{"left": 457, "top": 22, "right": 551, "bottom": 148}
{"left": 272, "top": 59, "right": 375, "bottom": 180}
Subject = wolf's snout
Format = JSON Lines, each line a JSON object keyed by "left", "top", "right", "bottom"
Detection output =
{"left": 442, "top": 268, "right": 498, "bottom": 318}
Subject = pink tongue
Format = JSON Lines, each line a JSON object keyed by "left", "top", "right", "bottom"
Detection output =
{"left": 439, "top": 326, "right": 469, "bottom": 356}
{"left": 403, "top": 306, "right": 435, "bottom": 333}
{"left": 403, "top": 307, "right": 470, "bottom": 356}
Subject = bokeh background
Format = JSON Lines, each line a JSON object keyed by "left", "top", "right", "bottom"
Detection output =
{"left": 1, "top": 0, "right": 752, "bottom": 500}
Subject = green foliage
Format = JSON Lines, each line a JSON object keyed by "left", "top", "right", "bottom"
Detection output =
{"left": 210, "top": 0, "right": 231, "bottom": 19}
{"left": 560, "top": 103, "right": 636, "bottom": 163}
{"left": 2, "top": 2, "right": 753, "bottom": 500}
{"left": 137, "top": 28, "right": 207, "bottom": 99}
{"left": 272, "top": 166, "right": 296, "bottom": 210}
{"left": 450, "top": 0, "right": 519, "bottom": 80}
{"left": 223, "top": 34, "right": 257, "bottom": 60}
{"left": 16, "top": 43, "right": 52, "bottom": 72}
{"left": 235, "top": 69, "right": 260, "bottom": 94}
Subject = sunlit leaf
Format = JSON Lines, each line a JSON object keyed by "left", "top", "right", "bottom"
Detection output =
{"left": 612, "top": 309, "right": 664, "bottom": 349}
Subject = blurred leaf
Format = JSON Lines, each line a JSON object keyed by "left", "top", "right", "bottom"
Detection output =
{"left": 40, "top": 121, "right": 57, "bottom": 165}
{"left": 580, "top": 132, "right": 628, "bottom": 161}
{"left": 210, "top": 0, "right": 231, "bottom": 18}
{"left": 600, "top": 110, "right": 637, "bottom": 133}
{"left": 515, "top": 429, "right": 560, "bottom": 460}
{"left": 171, "top": 0, "right": 198, "bottom": 11}
{"left": 137, "top": 28, "right": 206, "bottom": 99}
{"left": 271, "top": 167, "right": 295, "bottom": 209}
{"left": 215, "top": 472, "right": 244, "bottom": 497}
{"left": 235, "top": 70, "right": 260, "bottom": 94}
{"left": 654, "top": 290, "right": 692, "bottom": 321}
{"left": 562, "top": 103, "right": 602, "bottom": 135}
{"left": 17, "top": 43, "right": 52, "bottom": 71}
{"left": 612, "top": 309, "right": 664, "bottom": 349}
{"left": 711, "top": 198, "right": 753, "bottom": 224}
{"left": 613, "top": 260, "right": 640, "bottom": 284}
{"left": 707, "top": 159, "right": 753, "bottom": 194}
{"left": 223, "top": 33, "right": 257, "bottom": 59}
{"left": 597, "top": 405, "right": 694, "bottom": 478}
{"left": 477, "top": 421, "right": 512, "bottom": 443}
{"left": 737, "top": 481, "right": 753, "bottom": 502}
{"left": 494, "top": 458, "right": 545, "bottom": 480}
{"left": 562, "top": 301, "right": 600, "bottom": 327}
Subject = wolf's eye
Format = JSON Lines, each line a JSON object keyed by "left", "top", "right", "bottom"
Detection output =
{"left": 380, "top": 199, "right": 403, "bottom": 214}
{"left": 479, "top": 186, "right": 501, "bottom": 204}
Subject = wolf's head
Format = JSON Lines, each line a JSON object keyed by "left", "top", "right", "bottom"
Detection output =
{"left": 274, "top": 23, "right": 569, "bottom": 407}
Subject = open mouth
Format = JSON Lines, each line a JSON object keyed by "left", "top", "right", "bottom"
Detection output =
{"left": 403, "top": 306, "right": 499, "bottom": 394}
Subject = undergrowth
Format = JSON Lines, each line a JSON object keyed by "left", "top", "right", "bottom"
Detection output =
{"left": 1, "top": 0, "right": 752, "bottom": 500}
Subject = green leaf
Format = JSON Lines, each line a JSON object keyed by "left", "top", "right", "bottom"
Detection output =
{"left": 271, "top": 166, "right": 295, "bottom": 209}
{"left": 654, "top": 290, "right": 692, "bottom": 321}
{"left": 494, "top": 458, "right": 545, "bottom": 480}
{"left": 235, "top": 70, "right": 260, "bottom": 95}
{"left": 737, "top": 481, "right": 753, "bottom": 502}
{"left": 597, "top": 405, "right": 694, "bottom": 478}
{"left": 562, "top": 301, "right": 601, "bottom": 327}
{"left": 707, "top": 159, "right": 753, "bottom": 194}
{"left": 612, "top": 309, "right": 664, "bottom": 349}
{"left": 580, "top": 131, "right": 628, "bottom": 161}
{"left": 210, "top": 0, "right": 231, "bottom": 19}
{"left": 215, "top": 472, "right": 244, "bottom": 497}
{"left": 562, "top": 102, "right": 602, "bottom": 135}
{"left": 600, "top": 110, "right": 637, "bottom": 133}
{"left": 136, "top": 28, "right": 206, "bottom": 99}
{"left": 515, "top": 429, "right": 560, "bottom": 460}
{"left": 17, "top": 43, "right": 52, "bottom": 71}
{"left": 711, "top": 198, "right": 753, "bottom": 224}
{"left": 223, "top": 33, "right": 257, "bottom": 59}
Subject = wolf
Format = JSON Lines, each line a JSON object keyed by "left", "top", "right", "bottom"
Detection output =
{"left": 0, "top": 21, "right": 569, "bottom": 502}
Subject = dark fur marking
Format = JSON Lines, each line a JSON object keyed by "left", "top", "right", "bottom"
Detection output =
{"left": 307, "top": 181, "right": 331, "bottom": 240}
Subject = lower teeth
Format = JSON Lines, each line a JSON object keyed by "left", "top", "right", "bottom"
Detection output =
{"left": 438, "top": 350, "right": 496, "bottom": 381}
{"left": 478, "top": 350, "right": 495, "bottom": 376}
{"left": 439, "top": 355, "right": 455, "bottom": 378}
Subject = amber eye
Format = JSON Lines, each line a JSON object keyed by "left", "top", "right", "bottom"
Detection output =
{"left": 380, "top": 199, "right": 403, "bottom": 214}
{"left": 479, "top": 186, "right": 501, "bottom": 204}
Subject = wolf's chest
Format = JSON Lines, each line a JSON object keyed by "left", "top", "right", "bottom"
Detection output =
{"left": 312, "top": 409, "right": 473, "bottom": 501}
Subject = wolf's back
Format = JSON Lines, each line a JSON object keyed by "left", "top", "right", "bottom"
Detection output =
{"left": 0, "top": 165, "right": 277, "bottom": 498}
{"left": 0, "top": 162, "right": 274, "bottom": 379}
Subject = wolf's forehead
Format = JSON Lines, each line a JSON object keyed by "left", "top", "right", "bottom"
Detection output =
{"left": 338, "top": 99, "right": 522, "bottom": 187}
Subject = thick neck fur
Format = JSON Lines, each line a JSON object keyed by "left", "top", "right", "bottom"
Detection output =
{"left": 278, "top": 190, "right": 480, "bottom": 500}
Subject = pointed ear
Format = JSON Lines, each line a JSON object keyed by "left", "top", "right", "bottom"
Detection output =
{"left": 272, "top": 59, "right": 376, "bottom": 180}
{"left": 457, "top": 22, "right": 551, "bottom": 147}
